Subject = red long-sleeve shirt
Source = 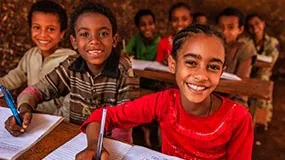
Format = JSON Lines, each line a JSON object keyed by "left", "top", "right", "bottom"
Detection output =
{"left": 156, "top": 36, "right": 173, "bottom": 62}
{"left": 81, "top": 89, "right": 253, "bottom": 160}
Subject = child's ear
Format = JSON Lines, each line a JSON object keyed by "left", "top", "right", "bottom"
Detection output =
{"left": 168, "top": 55, "right": 176, "bottom": 74}
{"left": 112, "top": 33, "right": 119, "bottom": 48}
{"left": 60, "top": 31, "right": 65, "bottom": 39}
{"left": 238, "top": 26, "right": 244, "bottom": 35}
{"left": 70, "top": 35, "right": 77, "bottom": 50}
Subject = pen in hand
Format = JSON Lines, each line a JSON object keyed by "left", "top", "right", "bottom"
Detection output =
{"left": 95, "top": 108, "right": 107, "bottom": 160}
{"left": 0, "top": 85, "right": 23, "bottom": 125}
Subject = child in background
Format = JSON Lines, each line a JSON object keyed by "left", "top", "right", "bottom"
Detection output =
{"left": 216, "top": 7, "right": 256, "bottom": 105}
{"left": 0, "top": 0, "right": 76, "bottom": 116}
{"left": 245, "top": 14, "right": 280, "bottom": 125}
{"left": 76, "top": 25, "right": 253, "bottom": 160}
{"left": 156, "top": 2, "right": 192, "bottom": 64}
{"left": 193, "top": 12, "right": 208, "bottom": 25}
{"left": 126, "top": 9, "right": 160, "bottom": 61}
{"left": 4, "top": 2, "right": 139, "bottom": 144}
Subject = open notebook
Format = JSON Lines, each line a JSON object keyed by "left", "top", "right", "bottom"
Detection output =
{"left": 44, "top": 133, "right": 182, "bottom": 160}
{"left": 0, "top": 107, "right": 63, "bottom": 160}
{"left": 132, "top": 59, "right": 241, "bottom": 81}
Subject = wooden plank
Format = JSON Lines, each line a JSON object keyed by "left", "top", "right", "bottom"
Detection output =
{"left": 134, "top": 69, "right": 273, "bottom": 100}
{"left": 254, "top": 60, "right": 272, "bottom": 69}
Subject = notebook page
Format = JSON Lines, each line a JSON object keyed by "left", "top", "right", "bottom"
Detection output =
{"left": 132, "top": 59, "right": 154, "bottom": 70}
{"left": 0, "top": 107, "right": 63, "bottom": 160}
{"left": 257, "top": 55, "right": 272, "bottom": 63}
{"left": 221, "top": 72, "right": 241, "bottom": 81}
{"left": 44, "top": 133, "right": 132, "bottom": 160}
{"left": 123, "top": 145, "right": 183, "bottom": 160}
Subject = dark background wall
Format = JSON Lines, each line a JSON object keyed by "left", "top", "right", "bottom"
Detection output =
{"left": 0, "top": 0, "right": 284, "bottom": 75}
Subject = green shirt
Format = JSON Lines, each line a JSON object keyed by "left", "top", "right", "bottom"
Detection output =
{"left": 126, "top": 33, "right": 160, "bottom": 61}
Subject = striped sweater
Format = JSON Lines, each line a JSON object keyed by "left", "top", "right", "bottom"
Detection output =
{"left": 17, "top": 52, "right": 139, "bottom": 125}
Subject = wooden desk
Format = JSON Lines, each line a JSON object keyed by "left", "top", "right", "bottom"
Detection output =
{"left": 254, "top": 60, "right": 272, "bottom": 69}
{"left": 17, "top": 121, "right": 80, "bottom": 160}
{"left": 135, "top": 69, "right": 274, "bottom": 100}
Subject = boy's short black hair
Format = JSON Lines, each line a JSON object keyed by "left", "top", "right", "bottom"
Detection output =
{"left": 28, "top": 0, "right": 67, "bottom": 32}
{"left": 134, "top": 9, "right": 156, "bottom": 27}
{"left": 216, "top": 7, "right": 245, "bottom": 27}
{"left": 168, "top": 2, "right": 192, "bottom": 21}
{"left": 70, "top": 2, "right": 117, "bottom": 36}
{"left": 193, "top": 12, "right": 207, "bottom": 20}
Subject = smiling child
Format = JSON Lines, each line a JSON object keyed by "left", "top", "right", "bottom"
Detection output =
{"left": 76, "top": 24, "right": 253, "bottom": 160}
{"left": 4, "top": 2, "right": 139, "bottom": 144}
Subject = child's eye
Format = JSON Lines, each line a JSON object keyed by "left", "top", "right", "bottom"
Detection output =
{"left": 185, "top": 60, "right": 197, "bottom": 67}
{"left": 98, "top": 31, "right": 110, "bottom": 38}
{"left": 32, "top": 26, "right": 40, "bottom": 30}
{"left": 47, "top": 27, "right": 55, "bottom": 32}
{"left": 79, "top": 32, "right": 89, "bottom": 38}
{"left": 208, "top": 64, "right": 221, "bottom": 71}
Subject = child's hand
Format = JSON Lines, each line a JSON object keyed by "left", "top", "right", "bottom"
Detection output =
{"left": 75, "top": 146, "right": 110, "bottom": 160}
{"left": 4, "top": 104, "right": 33, "bottom": 136}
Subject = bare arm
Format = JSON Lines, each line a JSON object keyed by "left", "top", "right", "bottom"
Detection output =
{"left": 236, "top": 58, "right": 253, "bottom": 78}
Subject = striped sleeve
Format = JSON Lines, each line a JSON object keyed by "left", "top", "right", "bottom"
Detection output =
{"left": 116, "top": 56, "right": 140, "bottom": 104}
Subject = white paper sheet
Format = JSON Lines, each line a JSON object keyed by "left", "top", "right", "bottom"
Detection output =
{"left": 257, "top": 55, "right": 273, "bottom": 63}
{"left": 123, "top": 145, "right": 183, "bottom": 160}
{"left": 43, "top": 133, "right": 132, "bottom": 160}
{"left": 0, "top": 107, "right": 63, "bottom": 160}
{"left": 44, "top": 133, "right": 182, "bottom": 160}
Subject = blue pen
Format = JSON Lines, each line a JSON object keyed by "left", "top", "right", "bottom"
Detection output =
{"left": 0, "top": 85, "right": 23, "bottom": 125}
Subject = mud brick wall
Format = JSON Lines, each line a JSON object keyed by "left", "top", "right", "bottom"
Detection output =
{"left": 0, "top": 0, "right": 284, "bottom": 76}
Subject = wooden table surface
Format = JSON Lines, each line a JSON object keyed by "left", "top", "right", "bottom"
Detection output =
{"left": 17, "top": 121, "right": 80, "bottom": 160}
{"left": 134, "top": 69, "right": 274, "bottom": 100}
{"left": 255, "top": 60, "right": 272, "bottom": 69}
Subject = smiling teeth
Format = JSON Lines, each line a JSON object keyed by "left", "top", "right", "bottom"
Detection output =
{"left": 88, "top": 50, "right": 102, "bottom": 55}
{"left": 39, "top": 40, "right": 49, "bottom": 44}
{"left": 188, "top": 84, "right": 206, "bottom": 91}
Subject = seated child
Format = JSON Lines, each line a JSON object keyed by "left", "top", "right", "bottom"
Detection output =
{"left": 156, "top": 2, "right": 193, "bottom": 64}
{"left": 4, "top": 2, "right": 139, "bottom": 144}
{"left": 216, "top": 7, "right": 257, "bottom": 105}
{"left": 76, "top": 25, "right": 253, "bottom": 160}
{"left": 193, "top": 12, "right": 208, "bottom": 25}
{"left": 0, "top": 0, "right": 76, "bottom": 116}
{"left": 125, "top": 9, "right": 160, "bottom": 61}
{"left": 245, "top": 14, "right": 280, "bottom": 124}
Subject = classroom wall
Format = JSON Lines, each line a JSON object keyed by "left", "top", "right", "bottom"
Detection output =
{"left": 0, "top": 0, "right": 284, "bottom": 76}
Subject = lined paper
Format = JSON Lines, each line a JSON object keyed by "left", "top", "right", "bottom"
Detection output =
{"left": 44, "top": 133, "right": 182, "bottom": 160}
{"left": 44, "top": 133, "right": 132, "bottom": 160}
{"left": 0, "top": 107, "right": 63, "bottom": 160}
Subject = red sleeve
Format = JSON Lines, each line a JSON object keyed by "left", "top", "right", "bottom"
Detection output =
{"left": 80, "top": 91, "right": 166, "bottom": 133}
{"left": 156, "top": 38, "right": 167, "bottom": 62}
{"left": 227, "top": 111, "right": 254, "bottom": 160}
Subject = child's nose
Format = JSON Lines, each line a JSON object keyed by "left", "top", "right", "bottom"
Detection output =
{"left": 39, "top": 30, "right": 48, "bottom": 37}
{"left": 89, "top": 35, "right": 101, "bottom": 45}
{"left": 193, "top": 69, "right": 209, "bottom": 81}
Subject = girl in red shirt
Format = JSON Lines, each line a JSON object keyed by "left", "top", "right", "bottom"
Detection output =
{"left": 156, "top": 2, "right": 193, "bottom": 65}
{"left": 76, "top": 24, "right": 253, "bottom": 160}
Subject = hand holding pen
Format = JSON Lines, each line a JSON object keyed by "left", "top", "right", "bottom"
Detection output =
{"left": 0, "top": 85, "right": 33, "bottom": 136}
{"left": 76, "top": 108, "right": 109, "bottom": 160}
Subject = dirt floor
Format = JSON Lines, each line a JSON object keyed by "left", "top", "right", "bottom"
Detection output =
{"left": 252, "top": 80, "right": 285, "bottom": 160}
{"left": 133, "top": 79, "right": 285, "bottom": 160}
